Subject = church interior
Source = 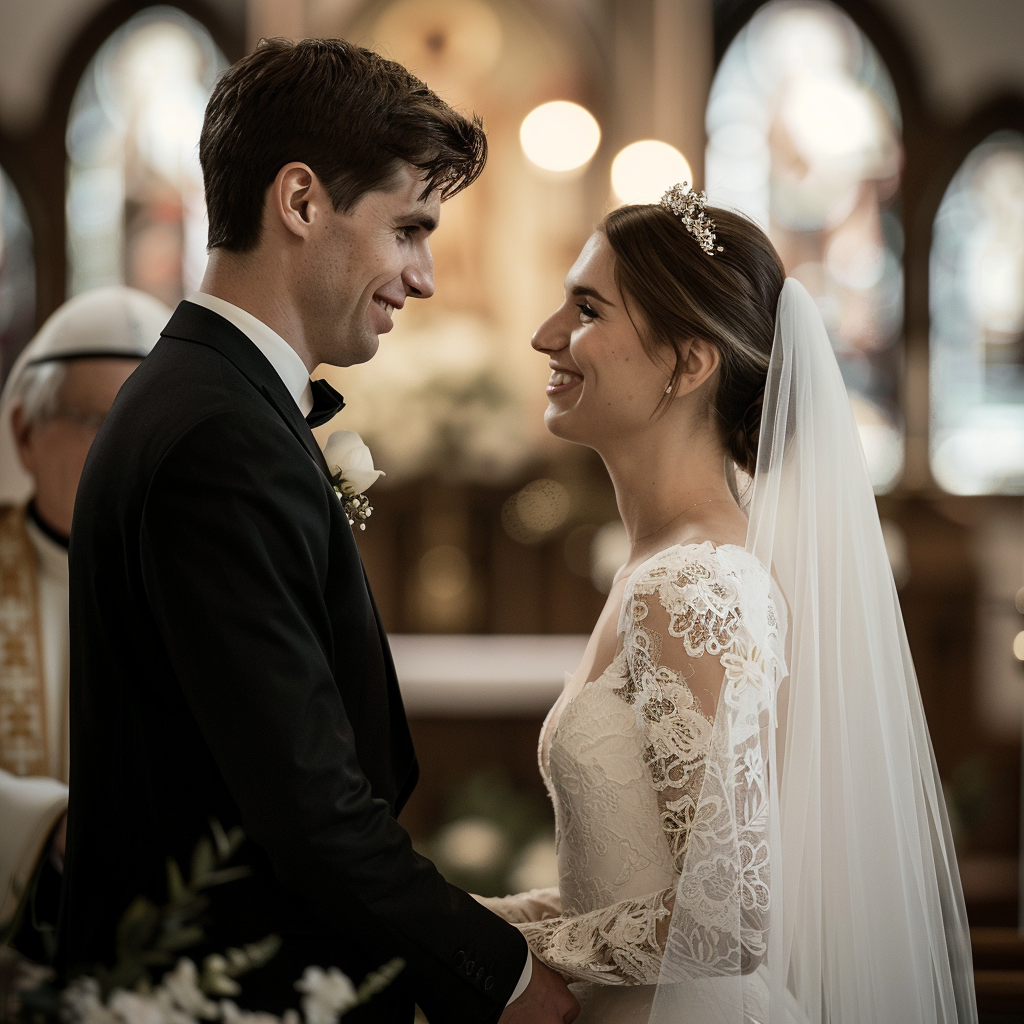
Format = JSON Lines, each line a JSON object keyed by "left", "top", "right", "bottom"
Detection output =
{"left": 2, "top": 0, "right": 1024, "bottom": 1016}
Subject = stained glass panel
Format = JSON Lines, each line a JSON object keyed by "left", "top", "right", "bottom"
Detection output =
{"left": 66, "top": 6, "right": 226, "bottom": 306}
{"left": 930, "top": 131, "right": 1024, "bottom": 494}
{"left": 706, "top": 0, "right": 905, "bottom": 491}
{"left": 0, "top": 168, "right": 36, "bottom": 380}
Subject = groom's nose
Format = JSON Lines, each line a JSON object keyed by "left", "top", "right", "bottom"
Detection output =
{"left": 402, "top": 258, "right": 434, "bottom": 299}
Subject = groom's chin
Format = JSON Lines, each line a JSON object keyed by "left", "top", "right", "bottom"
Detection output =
{"left": 329, "top": 333, "right": 379, "bottom": 368}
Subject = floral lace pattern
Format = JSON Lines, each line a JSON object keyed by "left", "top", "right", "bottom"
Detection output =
{"left": 499, "top": 543, "right": 784, "bottom": 988}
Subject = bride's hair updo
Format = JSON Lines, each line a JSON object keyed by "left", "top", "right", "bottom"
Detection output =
{"left": 602, "top": 204, "right": 785, "bottom": 475}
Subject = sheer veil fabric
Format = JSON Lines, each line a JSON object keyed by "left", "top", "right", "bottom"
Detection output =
{"left": 648, "top": 279, "right": 977, "bottom": 1023}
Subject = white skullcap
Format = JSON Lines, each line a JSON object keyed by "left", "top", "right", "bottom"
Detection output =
{"left": 0, "top": 286, "right": 171, "bottom": 506}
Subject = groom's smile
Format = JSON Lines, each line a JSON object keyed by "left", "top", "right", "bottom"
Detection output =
{"left": 369, "top": 290, "right": 405, "bottom": 335}
{"left": 315, "top": 162, "right": 439, "bottom": 367}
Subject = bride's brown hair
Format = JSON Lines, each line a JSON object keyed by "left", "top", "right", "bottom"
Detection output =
{"left": 602, "top": 204, "right": 785, "bottom": 475}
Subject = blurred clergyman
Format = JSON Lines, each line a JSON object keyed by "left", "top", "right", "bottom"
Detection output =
{"left": 0, "top": 287, "right": 169, "bottom": 948}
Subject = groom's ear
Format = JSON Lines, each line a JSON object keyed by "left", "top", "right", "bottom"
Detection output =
{"left": 271, "top": 162, "right": 319, "bottom": 239}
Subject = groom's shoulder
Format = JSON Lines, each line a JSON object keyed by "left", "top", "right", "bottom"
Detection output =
{"left": 116, "top": 329, "right": 279, "bottom": 437}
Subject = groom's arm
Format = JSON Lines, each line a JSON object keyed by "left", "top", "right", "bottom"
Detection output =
{"left": 138, "top": 411, "right": 529, "bottom": 1023}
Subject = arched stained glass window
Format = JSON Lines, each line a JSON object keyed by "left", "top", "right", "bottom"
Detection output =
{"left": 0, "top": 168, "right": 36, "bottom": 381}
{"left": 66, "top": 6, "right": 227, "bottom": 306}
{"left": 930, "top": 131, "right": 1024, "bottom": 494}
{"left": 706, "top": 0, "right": 905, "bottom": 491}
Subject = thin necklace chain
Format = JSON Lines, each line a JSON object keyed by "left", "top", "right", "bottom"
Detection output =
{"left": 634, "top": 497, "right": 733, "bottom": 546}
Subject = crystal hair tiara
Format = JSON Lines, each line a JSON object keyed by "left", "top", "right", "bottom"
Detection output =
{"left": 659, "top": 182, "right": 723, "bottom": 256}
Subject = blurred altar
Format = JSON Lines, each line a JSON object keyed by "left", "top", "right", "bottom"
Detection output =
{"left": 2, "top": 0, "right": 1024, "bottom": 996}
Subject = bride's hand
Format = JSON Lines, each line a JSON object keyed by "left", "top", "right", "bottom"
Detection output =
{"left": 497, "top": 955, "right": 579, "bottom": 1024}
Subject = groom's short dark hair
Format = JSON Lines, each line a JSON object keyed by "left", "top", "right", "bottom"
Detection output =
{"left": 200, "top": 37, "right": 487, "bottom": 252}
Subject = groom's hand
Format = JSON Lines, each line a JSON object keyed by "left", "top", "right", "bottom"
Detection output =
{"left": 498, "top": 955, "right": 579, "bottom": 1023}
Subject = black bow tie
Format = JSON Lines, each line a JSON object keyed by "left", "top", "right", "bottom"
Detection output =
{"left": 306, "top": 378, "right": 346, "bottom": 427}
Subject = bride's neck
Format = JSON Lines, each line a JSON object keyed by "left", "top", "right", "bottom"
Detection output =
{"left": 601, "top": 426, "right": 738, "bottom": 555}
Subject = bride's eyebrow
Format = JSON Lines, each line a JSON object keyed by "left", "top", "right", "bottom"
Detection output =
{"left": 569, "top": 284, "right": 614, "bottom": 307}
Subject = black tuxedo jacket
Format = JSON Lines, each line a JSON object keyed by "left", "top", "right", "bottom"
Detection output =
{"left": 59, "top": 301, "right": 527, "bottom": 1022}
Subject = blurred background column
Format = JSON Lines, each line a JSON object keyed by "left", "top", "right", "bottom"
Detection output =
{"left": 653, "top": 0, "right": 711, "bottom": 190}
{"left": 611, "top": 0, "right": 711, "bottom": 190}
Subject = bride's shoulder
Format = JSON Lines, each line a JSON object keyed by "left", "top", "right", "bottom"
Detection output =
{"left": 627, "top": 538, "right": 767, "bottom": 589}
{"left": 620, "top": 541, "right": 785, "bottom": 660}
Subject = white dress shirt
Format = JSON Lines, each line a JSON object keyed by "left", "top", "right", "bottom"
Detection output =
{"left": 186, "top": 292, "right": 314, "bottom": 418}
{"left": 185, "top": 293, "right": 533, "bottom": 1008}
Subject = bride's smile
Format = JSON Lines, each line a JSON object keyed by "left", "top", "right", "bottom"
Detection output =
{"left": 532, "top": 232, "right": 685, "bottom": 450}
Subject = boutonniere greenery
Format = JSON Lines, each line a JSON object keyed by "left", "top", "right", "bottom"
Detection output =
{"left": 323, "top": 431, "right": 384, "bottom": 530}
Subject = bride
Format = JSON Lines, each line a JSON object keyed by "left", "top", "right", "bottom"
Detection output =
{"left": 479, "top": 186, "right": 978, "bottom": 1024}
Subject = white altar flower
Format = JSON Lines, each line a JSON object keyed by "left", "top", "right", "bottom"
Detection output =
{"left": 436, "top": 817, "right": 509, "bottom": 873}
{"left": 294, "top": 966, "right": 358, "bottom": 1024}
{"left": 323, "top": 431, "right": 384, "bottom": 497}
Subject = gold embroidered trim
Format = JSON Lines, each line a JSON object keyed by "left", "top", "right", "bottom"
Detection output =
{"left": 0, "top": 505, "right": 48, "bottom": 776}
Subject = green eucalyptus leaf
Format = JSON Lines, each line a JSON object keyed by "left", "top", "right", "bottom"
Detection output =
{"left": 209, "top": 818, "right": 231, "bottom": 862}
{"left": 156, "top": 924, "right": 205, "bottom": 952}
{"left": 166, "top": 858, "right": 186, "bottom": 905}
{"left": 225, "top": 827, "right": 246, "bottom": 860}
{"left": 115, "top": 897, "right": 160, "bottom": 955}
{"left": 191, "top": 836, "right": 215, "bottom": 885}
{"left": 194, "top": 865, "right": 252, "bottom": 891}
{"left": 356, "top": 957, "right": 406, "bottom": 1002}
{"left": 139, "top": 950, "right": 174, "bottom": 967}
{"left": 242, "top": 934, "right": 281, "bottom": 971}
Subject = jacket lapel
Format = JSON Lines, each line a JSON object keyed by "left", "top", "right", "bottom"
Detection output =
{"left": 161, "top": 301, "right": 332, "bottom": 480}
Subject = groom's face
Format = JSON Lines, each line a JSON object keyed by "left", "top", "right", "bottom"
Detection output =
{"left": 304, "top": 163, "right": 440, "bottom": 367}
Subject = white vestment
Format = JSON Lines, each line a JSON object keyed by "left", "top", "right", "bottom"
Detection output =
{"left": 0, "top": 285, "right": 171, "bottom": 932}
{"left": 0, "top": 505, "right": 72, "bottom": 929}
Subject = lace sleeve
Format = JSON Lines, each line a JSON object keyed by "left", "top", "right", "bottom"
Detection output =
{"left": 473, "top": 887, "right": 561, "bottom": 924}
{"left": 517, "top": 547, "right": 777, "bottom": 986}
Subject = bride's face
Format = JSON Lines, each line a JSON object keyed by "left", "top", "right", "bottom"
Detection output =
{"left": 532, "top": 232, "right": 673, "bottom": 447}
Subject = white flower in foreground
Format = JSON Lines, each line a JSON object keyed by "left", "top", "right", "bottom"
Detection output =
{"left": 63, "top": 977, "right": 119, "bottom": 1024}
{"left": 220, "top": 1001, "right": 297, "bottom": 1024}
{"left": 323, "top": 431, "right": 384, "bottom": 496}
{"left": 107, "top": 989, "right": 186, "bottom": 1024}
{"left": 294, "top": 966, "right": 358, "bottom": 1024}
{"left": 159, "top": 959, "right": 219, "bottom": 1019}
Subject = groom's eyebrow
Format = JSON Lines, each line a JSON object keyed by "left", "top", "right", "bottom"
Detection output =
{"left": 398, "top": 210, "right": 439, "bottom": 233}
{"left": 570, "top": 284, "right": 614, "bottom": 307}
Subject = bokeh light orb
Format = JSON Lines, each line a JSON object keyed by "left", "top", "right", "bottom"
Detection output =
{"left": 611, "top": 140, "right": 693, "bottom": 204}
{"left": 520, "top": 101, "right": 601, "bottom": 173}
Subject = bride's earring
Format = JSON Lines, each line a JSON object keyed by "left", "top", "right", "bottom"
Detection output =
{"left": 664, "top": 381, "right": 673, "bottom": 395}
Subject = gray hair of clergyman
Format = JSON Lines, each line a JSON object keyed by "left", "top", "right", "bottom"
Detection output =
{"left": 9, "top": 362, "right": 69, "bottom": 427}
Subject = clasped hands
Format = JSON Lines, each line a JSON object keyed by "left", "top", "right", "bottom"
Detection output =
{"left": 497, "top": 954, "right": 579, "bottom": 1023}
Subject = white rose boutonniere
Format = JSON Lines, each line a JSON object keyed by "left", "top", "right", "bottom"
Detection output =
{"left": 323, "top": 430, "right": 385, "bottom": 529}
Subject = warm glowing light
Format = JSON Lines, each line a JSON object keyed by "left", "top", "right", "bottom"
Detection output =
{"left": 611, "top": 141, "right": 692, "bottom": 204}
{"left": 519, "top": 101, "right": 601, "bottom": 172}
{"left": 1013, "top": 630, "right": 1024, "bottom": 661}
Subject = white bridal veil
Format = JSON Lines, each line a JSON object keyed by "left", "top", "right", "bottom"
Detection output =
{"left": 648, "top": 279, "right": 977, "bottom": 1023}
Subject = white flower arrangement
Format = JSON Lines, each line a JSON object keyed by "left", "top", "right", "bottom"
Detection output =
{"left": 8, "top": 824, "right": 403, "bottom": 1024}
{"left": 58, "top": 955, "right": 404, "bottom": 1024}
{"left": 322, "top": 431, "right": 385, "bottom": 530}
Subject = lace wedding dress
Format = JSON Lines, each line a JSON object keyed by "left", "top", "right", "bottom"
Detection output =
{"left": 482, "top": 540, "right": 784, "bottom": 1023}
{"left": 482, "top": 279, "right": 975, "bottom": 1023}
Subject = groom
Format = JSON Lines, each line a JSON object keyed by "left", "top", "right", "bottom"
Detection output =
{"left": 59, "top": 38, "right": 577, "bottom": 1024}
